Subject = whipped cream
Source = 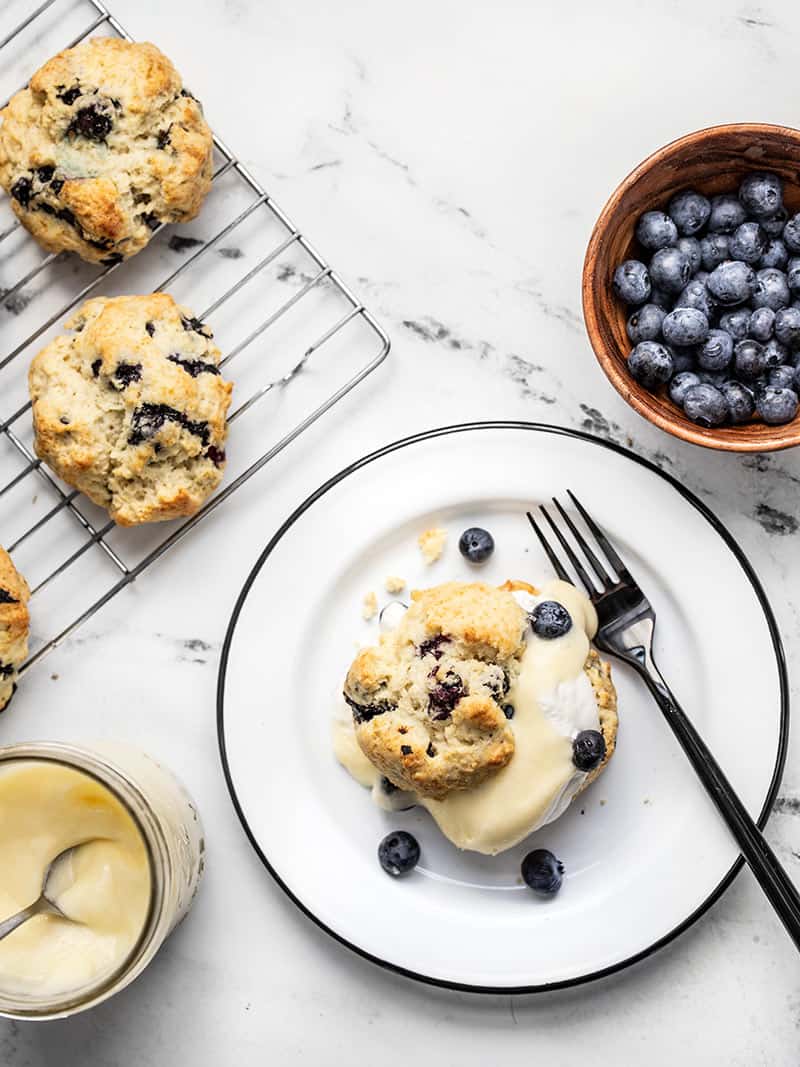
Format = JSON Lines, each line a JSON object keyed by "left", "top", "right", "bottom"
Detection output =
{"left": 334, "top": 579, "right": 603, "bottom": 855}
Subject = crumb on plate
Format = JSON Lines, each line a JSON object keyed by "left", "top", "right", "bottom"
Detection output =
{"left": 418, "top": 526, "right": 447, "bottom": 565}
{"left": 384, "top": 575, "right": 406, "bottom": 594}
{"left": 362, "top": 591, "right": 378, "bottom": 620}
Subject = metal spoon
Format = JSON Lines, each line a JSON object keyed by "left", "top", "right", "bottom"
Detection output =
{"left": 0, "top": 841, "right": 95, "bottom": 942}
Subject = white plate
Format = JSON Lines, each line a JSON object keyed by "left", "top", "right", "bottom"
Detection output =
{"left": 218, "top": 423, "right": 788, "bottom": 992}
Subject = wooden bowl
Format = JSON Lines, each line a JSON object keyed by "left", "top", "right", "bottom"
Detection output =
{"left": 583, "top": 123, "right": 800, "bottom": 452}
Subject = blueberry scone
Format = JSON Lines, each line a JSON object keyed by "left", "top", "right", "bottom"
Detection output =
{"left": 0, "top": 549, "right": 30, "bottom": 713}
{"left": 29, "top": 293, "right": 232, "bottom": 526}
{"left": 339, "top": 578, "right": 618, "bottom": 854}
{"left": 0, "top": 38, "right": 213, "bottom": 263}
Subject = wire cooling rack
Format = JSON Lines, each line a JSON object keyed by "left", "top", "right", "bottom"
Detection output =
{"left": 0, "top": 0, "right": 390, "bottom": 676}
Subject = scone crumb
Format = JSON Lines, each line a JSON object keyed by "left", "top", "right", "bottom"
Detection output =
{"left": 418, "top": 526, "right": 447, "bottom": 565}
{"left": 384, "top": 575, "right": 406, "bottom": 594}
{"left": 362, "top": 591, "right": 378, "bottom": 620}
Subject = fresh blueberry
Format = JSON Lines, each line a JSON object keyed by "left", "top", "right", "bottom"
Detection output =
{"left": 721, "top": 380, "right": 755, "bottom": 423}
{"left": 729, "top": 221, "right": 768, "bottom": 264}
{"left": 759, "top": 238, "right": 789, "bottom": 270}
{"left": 670, "top": 346, "right": 696, "bottom": 374}
{"left": 783, "top": 213, "right": 800, "bottom": 253}
{"left": 767, "top": 365, "right": 797, "bottom": 390}
{"left": 762, "top": 207, "right": 788, "bottom": 237}
{"left": 788, "top": 258, "right": 800, "bottom": 292}
{"left": 752, "top": 267, "right": 791, "bottom": 310}
{"left": 635, "top": 211, "right": 678, "bottom": 251}
{"left": 700, "top": 233, "right": 730, "bottom": 271}
{"left": 676, "top": 236, "right": 702, "bottom": 273}
{"left": 649, "top": 247, "right": 692, "bottom": 294}
{"left": 748, "top": 306, "right": 775, "bottom": 342}
{"left": 697, "top": 370, "right": 729, "bottom": 388}
{"left": 795, "top": 366, "right": 800, "bottom": 393}
{"left": 521, "top": 849, "right": 564, "bottom": 896}
{"left": 674, "top": 278, "right": 715, "bottom": 319}
{"left": 648, "top": 286, "right": 672, "bottom": 310}
{"left": 683, "top": 384, "right": 729, "bottom": 427}
{"left": 458, "top": 527, "right": 495, "bottom": 564}
{"left": 707, "top": 260, "right": 757, "bottom": 305}
{"left": 763, "top": 337, "right": 790, "bottom": 368}
{"left": 626, "top": 303, "right": 665, "bottom": 344}
{"left": 378, "top": 831, "right": 420, "bottom": 877}
{"left": 662, "top": 307, "right": 709, "bottom": 346}
{"left": 718, "top": 308, "right": 751, "bottom": 341}
{"left": 734, "top": 339, "right": 767, "bottom": 380}
{"left": 572, "top": 729, "right": 607, "bottom": 771}
{"left": 531, "top": 601, "right": 572, "bottom": 639}
{"left": 627, "top": 341, "right": 674, "bottom": 389}
{"left": 756, "top": 386, "right": 799, "bottom": 424}
{"left": 503, "top": 704, "right": 515, "bottom": 720}
{"left": 668, "top": 189, "right": 711, "bottom": 235}
{"left": 613, "top": 259, "right": 651, "bottom": 305}
{"left": 739, "top": 172, "right": 783, "bottom": 219}
{"left": 669, "top": 370, "right": 702, "bottom": 405}
{"left": 697, "top": 329, "right": 733, "bottom": 370}
{"left": 774, "top": 306, "right": 800, "bottom": 349}
{"left": 708, "top": 194, "right": 747, "bottom": 234}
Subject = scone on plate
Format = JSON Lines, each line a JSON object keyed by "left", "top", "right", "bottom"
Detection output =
{"left": 0, "top": 549, "right": 30, "bottom": 713}
{"left": 0, "top": 38, "right": 213, "bottom": 263}
{"left": 339, "top": 579, "right": 618, "bottom": 855}
{"left": 29, "top": 293, "right": 233, "bottom": 526}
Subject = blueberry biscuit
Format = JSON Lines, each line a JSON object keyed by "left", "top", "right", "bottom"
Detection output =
{"left": 344, "top": 582, "right": 524, "bottom": 800}
{"left": 29, "top": 293, "right": 232, "bottom": 526}
{"left": 0, "top": 38, "right": 213, "bottom": 263}
{"left": 0, "top": 549, "right": 30, "bottom": 713}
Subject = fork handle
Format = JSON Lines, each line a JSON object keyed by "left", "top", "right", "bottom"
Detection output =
{"left": 638, "top": 663, "right": 800, "bottom": 949}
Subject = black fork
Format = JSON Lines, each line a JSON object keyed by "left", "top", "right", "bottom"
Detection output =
{"left": 528, "top": 491, "right": 800, "bottom": 950}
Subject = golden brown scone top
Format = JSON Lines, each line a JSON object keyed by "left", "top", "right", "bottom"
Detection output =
{"left": 0, "top": 548, "right": 31, "bottom": 713}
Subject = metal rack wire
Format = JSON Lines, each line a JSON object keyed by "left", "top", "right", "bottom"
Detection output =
{"left": 0, "top": 0, "right": 390, "bottom": 674}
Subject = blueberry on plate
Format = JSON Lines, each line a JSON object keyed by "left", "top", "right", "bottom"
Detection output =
{"left": 708, "top": 194, "right": 747, "bottom": 234}
{"left": 739, "top": 171, "right": 783, "bottom": 220}
{"left": 613, "top": 260, "right": 651, "bottom": 305}
{"left": 729, "top": 221, "right": 768, "bottom": 264}
{"left": 649, "top": 246, "right": 692, "bottom": 294}
{"left": 707, "top": 260, "right": 757, "bottom": 305}
{"left": 668, "top": 188, "right": 711, "bottom": 235}
{"left": 784, "top": 213, "right": 800, "bottom": 253}
{"left": 700, "top": 233, "right": 730, "bottom": 271}
{"left": 718, "top": 307, "right": 751, "bottom": 341}
{"left": 762, "top": 207, "right": 788, "bottom": 238}
{"left": 521, "top": 849, "right": 564, "bottom": 896}
{"left": 627, "top": 341, "right": 674, "bottom": 389}
{"left": 721, "top": 380, "right": 755, "bottom": 424}
{"left": 759, "top": 238, "right": 789, "bottom": 271}
{"left": 635, "top": 210, "right": 678, "bottom": 251}
{"left": 378, "top": 830, "right": 420, "bottom": 877}
{"left": 763, "top": 337, "right": 790, "bottom": 368}
{"left": 734, "top": 339, "right": 767, "bottom": 380}
{"left": 669, "top": 370, "right": 701, "bottom": 405}
{"left": 676, "top": 236, "right": 702, "bottom": 273}
{"left": 662, "top": 307, "right": 709, "bottom": 347}
{"left": 683, "top": 383, "right": 729, "bottom": 427}
{"left": 531, "top": 600, "right": 572, "bottom": 639}
{"left": 674, "top": 277, "right": 715, "bottom": 319}
{"left": 751, "top": 267, "right": 791, "bottom": 311}
{"left": 756, "top": 385, "right": 799, "bottom": 425}
{"left": 626, "top": 303, "right": 665, "bottom": 344}
{"left": 458, "top": 527, "right": 495, "bottom": 564}
{"left": 697, "top": 329, "right": 733, "bottom": 371}
{"left": 774, "top": 306, "right": 800, "bottom": 349}
{"left": 748, "top": 306, "right": 775, "bottom": 342}
{"left": 767, "top": 365, "right": 797, "bottom": 390}
{"left": 572, "top": 729, "right": 606, "bottom": 771}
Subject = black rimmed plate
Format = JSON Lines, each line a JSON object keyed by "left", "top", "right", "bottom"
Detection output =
{"left": 218, "top": 423, "right": 788, "bottom": 992}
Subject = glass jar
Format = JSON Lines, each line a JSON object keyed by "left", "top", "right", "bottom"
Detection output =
{"left": 0, "top": 740, "right": 205, "bottom": 1020}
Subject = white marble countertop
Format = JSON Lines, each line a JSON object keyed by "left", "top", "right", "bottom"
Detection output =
{"left": 3, "top": 0, "right": 800, "bottom": 1062}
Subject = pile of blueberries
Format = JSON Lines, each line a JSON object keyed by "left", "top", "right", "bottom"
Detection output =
{"left": 613, "top": 172, "right": 800, "bottom": 427}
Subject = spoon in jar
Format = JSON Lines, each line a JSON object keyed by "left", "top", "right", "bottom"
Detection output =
{"left": 0, "top": 840, "right": 97, "bottom": 941}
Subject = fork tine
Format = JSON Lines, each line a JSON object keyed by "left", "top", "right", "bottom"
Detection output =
{"left": 526, "top": 511, "right": 573, "bottom": 584}
{"left": 567, "top": 490, "right": 631, "bottom": 580}
{"left": 539, "top": 506, "right": 598, "bottom": 597}
{"left": 551, "top": 497, "right": 613, "bottom": 587}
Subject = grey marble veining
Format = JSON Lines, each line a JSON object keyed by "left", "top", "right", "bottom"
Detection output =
{"left": 2, "top": 0, "right": 800, "bottom": 1063}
